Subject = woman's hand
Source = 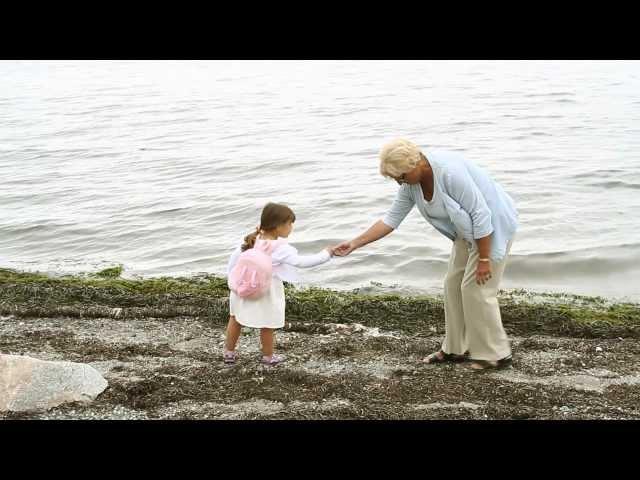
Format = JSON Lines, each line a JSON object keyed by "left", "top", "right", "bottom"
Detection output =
{"left": 475, "top": 260, "right": 492, "bottom": 285}
{"left": 333, "top": 241, "right": 356, "bottom": 257}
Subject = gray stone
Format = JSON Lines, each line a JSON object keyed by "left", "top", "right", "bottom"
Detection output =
{"left": 0, "top": 354, "right": 108, "bottom": 412}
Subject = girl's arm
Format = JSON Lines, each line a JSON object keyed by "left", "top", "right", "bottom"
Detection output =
{"left": 273, "top": 244, "right": 331, "bottom": 268}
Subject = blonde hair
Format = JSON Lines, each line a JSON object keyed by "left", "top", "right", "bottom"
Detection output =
{"left": 379, "top": 138, "right": 422, "bottom": 178}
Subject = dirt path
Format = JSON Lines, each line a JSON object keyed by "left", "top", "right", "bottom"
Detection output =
{"left": 2, "top": 314, "right": 638, "bottom": 420}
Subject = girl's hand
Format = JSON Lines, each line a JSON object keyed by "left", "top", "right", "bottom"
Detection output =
{"left": 325, "top": 246, "right": 335, "bottom": 256}
{"left": 475, "top": 260, "right": 492, "bottom": 285}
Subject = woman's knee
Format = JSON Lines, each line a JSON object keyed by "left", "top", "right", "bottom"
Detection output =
{"left": 460, "top": 280, "right": 485, "bottom": 302}
{"left": 444, "top": 272, "right": 464, "bottom": 292}
{"left": 461, "top": 280, "right": 500, "bottom": 307}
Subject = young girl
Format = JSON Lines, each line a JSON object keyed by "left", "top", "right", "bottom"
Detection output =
{"left": 224, "top": 202, "right": 334, "bottom": 366}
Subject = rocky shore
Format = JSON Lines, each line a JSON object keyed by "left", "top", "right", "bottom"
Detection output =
{"left": 1, "top": 268, "right": 639, "bottom": 420}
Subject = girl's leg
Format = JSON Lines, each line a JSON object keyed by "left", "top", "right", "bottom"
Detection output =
{"left": 260, "top": 328, "right": 274, "bottom": 357}
{"left": 225, "top": 315, "right": 242, "bottom": 351}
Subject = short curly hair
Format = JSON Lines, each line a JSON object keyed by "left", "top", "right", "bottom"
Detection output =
{"left": 379, "top": 138, "right": 422, "bottom": 179}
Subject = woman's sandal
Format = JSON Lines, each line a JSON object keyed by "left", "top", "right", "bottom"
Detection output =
{"left": 423, "top": 350, "right": 470, "bottom": 364}
{"left": 468, "top": 355, "right": 513, "bottom": 372}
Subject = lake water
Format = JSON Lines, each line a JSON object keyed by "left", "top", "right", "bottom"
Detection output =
{"left": 1, "top": 60, "right": 639, "bottom": 300}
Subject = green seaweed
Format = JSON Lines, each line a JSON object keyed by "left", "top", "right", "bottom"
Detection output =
{"left": 93, "top": 265, "right": 123, "bottom": 278}
{"left": 1, "top": 268, "right": 638, "bottom": 338}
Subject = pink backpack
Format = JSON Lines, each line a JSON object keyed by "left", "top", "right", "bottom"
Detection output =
{"left": 228, "top": 239, "right": 285, "bottom": 299}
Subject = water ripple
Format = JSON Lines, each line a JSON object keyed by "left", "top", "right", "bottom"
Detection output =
{"left": 1, "top": 60, "right": 639, "bottom": 300}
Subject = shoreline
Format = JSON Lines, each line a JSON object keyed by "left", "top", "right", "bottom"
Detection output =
{"left": 2, "top": 268, "right": 638, "bottom": 338}
{"left": 1, "top": 268, "right": 639, "bottom": 419}
{"left": 7, "top": 261, "right": 640, "bottom": 304}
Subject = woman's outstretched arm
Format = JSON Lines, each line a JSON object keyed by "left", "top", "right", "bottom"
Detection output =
{"left": 333, "top": 220, "right": 394, "bottom": 256}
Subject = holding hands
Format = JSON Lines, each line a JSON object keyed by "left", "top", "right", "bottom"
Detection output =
{"left": 324, "top": 220, "right": 390, "bottom": 257}
{"left": 325, "top": 241, "right": 356, "bottom": 257}
{"left": 332, "top": 241, "right": 356, "bottom": 257}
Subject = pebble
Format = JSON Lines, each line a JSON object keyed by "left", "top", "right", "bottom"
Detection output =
{"left": 595, "top": 347, "right": 603, "bottom": 352}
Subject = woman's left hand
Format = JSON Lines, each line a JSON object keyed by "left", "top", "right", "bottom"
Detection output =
{"left": 475, "top": 260, "right": 492, "bottom": 285}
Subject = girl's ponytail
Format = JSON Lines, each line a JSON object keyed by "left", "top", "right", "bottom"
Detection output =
{"left": 241, "top": 226, "right": 261, "bottom": 251}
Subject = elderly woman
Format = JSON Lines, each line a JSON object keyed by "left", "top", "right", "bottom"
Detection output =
{"left": 333, "top": 139, "right": 518, "bottom": 371}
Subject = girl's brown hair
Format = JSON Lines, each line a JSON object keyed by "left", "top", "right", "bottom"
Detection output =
{"left": 241, "top": 202, "right": 296, "bottom": 251}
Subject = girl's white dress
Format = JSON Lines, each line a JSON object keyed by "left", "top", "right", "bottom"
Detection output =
{"left": 227, "top": 238, "right": 331, "bottom": 329}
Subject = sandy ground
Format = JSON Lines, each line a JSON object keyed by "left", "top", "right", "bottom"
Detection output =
{"left": 1, "top": 314, "right": 639, "bottom": 420}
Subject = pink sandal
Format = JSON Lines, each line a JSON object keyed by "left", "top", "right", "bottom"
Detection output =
{"left": 261, "top": 354, "right": 286, "bottom": 366}
{"left": 223, "top": 350, "right": 238, "bottom": 365}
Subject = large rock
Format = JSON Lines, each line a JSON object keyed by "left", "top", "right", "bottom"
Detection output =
{"left": 0, "top": 354, "right": 108, "bottom": 412}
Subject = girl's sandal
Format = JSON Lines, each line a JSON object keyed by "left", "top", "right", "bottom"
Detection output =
{"left": 423, "top": 350, "right": 469, "bottom": 364}
{"left": 261, "top": 354, "right": 286, "bottom": 366}
{"left": 223, "top": 350, "right": 238, "bottom": 365}
{"left": 468, "top": 355, "right": 513, "bottom": 372}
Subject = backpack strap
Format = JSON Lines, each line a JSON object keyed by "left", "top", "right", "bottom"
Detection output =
{"left": 255, "top": 238, "right": 287, "bottom": 255}
{"left": 267, "top": 239, "right": 287, "bottom": 255}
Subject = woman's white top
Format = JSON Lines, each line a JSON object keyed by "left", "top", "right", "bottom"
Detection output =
{"left": 227, "top": 239, "right": 331, "bottom": 283}
{"left": 422, "top": 185, "right": 449, "bottom": 221}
